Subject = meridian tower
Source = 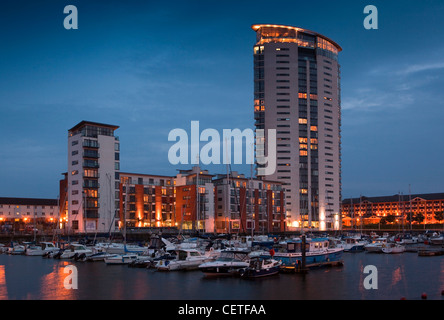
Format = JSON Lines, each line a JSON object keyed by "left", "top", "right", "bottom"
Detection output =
{"left": 252, "top": 24, "right": 342, "bottom": 231}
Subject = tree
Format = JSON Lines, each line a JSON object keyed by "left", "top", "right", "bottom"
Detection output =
{"left": 433, "top": 211, "right": 444, "bottom": 223}
{"left": 413, "top": 213, "right": 425, "bottom": 225}
{"left": 380, "top": 214, "right": 396, "bottom": 225}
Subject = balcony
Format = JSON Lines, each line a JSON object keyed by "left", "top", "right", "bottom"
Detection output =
{"left": 83, "top": 180, "right": 100, "bottom": 188}
{"left": 84, "top": 210, "right": 99, "bottom": 219}
{"left": 83, "top": 150, "right": 100, "bottom": 159}
{"left": 83, "top": 140, "right": 100, "bottom": 148}
{"left": 83, "top": 161, "right": 99, "bottom": 169}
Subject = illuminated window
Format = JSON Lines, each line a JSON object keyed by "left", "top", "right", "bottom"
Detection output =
{"left": 300, "top": 150, "right": 308, "bottom": 156}
{"left": 299, "top": 137, "right": 307, "bottom": 143}
{"left": 310, "top": 126, "right": 318, "bottom": 131}
{"left": 298, "top": 93, "right": 308, "bottom": 99}
{"left": 299, "top": 118, "right": 307, "bottom": 124}
{"left": 299, "top": 144, "right": 308, "bottom": 150}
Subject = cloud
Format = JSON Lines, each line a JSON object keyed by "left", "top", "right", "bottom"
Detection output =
{"left": 397, "top": 62, "right": 444, "bottom": 76}
{"left": 342, "top": 59, "right": 444, "bottom": 113}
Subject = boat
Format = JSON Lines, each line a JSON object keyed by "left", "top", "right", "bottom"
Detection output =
{"left": 59, "top": 243, "right": 93, "bottom": 259}
{"left": 93, "top": 242, "right": 147, "bottom": 255}
{"left": 429, "top": 235, "right": 444, "bottom": 245}
{"left": 337, "top": 237, "right": 366, "bottom": 252}
{"left": 156, "top": 248, "right": 216, "bottom": 271}
{"left": 104, "top": 253, "right": 139, "bottom": 265}
{"left": 259, "top": 237, "right": 344, "bottom": 271}
{"left": 418, "top": 248, "right": 444, "bottom": 256}
{"left": 382, "top": 243, "right": 405, "bottom": 254}
{"left": 26, "top": 242, "right": 59, "bottom": 256}
{"left": 398, "top": 234, "right": 418, "bottom": 245}
{"left": 198, "top": 249, "right": 251, "bottom": 276}
{"left": 239, "top": 257, "right": 282, "bottom": 278}
{"left": 85, "top": 251, "right": 118, "bottom": 262}
{"left": 7, "top": 244, "right": 25, "bottom": 255}
{"left": 364, "top": 237, "right": 387, "bottom": 253}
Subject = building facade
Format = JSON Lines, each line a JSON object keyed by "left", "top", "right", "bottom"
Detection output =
{"left": 67, "top": 121, "right": 120, "bottom": 234}
{"left": 175, "top": 167, "right": 215, "bottom": 233}
{"left": 0, "top": 197, "right": 58, "bottom": 233}
{"left": 213, "top": 172, "right": 285, "bottom": 234}
{"left": 119, "top": 172, "right": 175, "bottom": 228}
{"left": 252, "top": 24, "right": 342, "bottom": 231}
{"left": 342, "top": 193, "right": 444, "bottom": 227}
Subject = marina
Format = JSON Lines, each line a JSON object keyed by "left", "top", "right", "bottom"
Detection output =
{"left": 0, "top": 231, "right": 443, "bottom": 300}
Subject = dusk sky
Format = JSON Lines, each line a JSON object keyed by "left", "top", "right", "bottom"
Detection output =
{"left": 1, "top": 0, "right": 444, "bottom": 200}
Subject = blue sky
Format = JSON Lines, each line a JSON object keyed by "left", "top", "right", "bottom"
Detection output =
{"left": 0, "top": 0, "right": 443, "bottom": 199}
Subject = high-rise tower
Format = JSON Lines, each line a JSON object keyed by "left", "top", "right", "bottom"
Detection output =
{"left": 252, "top": 24, "right": 342, "bottom": 231}
{"left": 67, "top": 121, "right": 120, "bottom": 233}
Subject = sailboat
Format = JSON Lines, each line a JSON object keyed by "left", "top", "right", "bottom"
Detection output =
{"left": 104, "top": 178, "right": 143, "bottom": 265}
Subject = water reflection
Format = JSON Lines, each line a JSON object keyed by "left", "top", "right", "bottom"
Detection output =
{"left": 0, "top": 265, "right": 8, "bottom": 299}
{"left": 40, "top": 261, "right": 76, "bottom": 300}
{"left": 0, "top": 253, "right": 442, "bottom": 300}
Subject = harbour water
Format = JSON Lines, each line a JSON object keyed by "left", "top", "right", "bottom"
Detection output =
{"left": 0, "top": 250, "right": 443, "bottom": 300}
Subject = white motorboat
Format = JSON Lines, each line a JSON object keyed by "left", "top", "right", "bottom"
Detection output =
{"left": 156, "top": 249, "right": 216, "bottom": 271}
{"left": 364, "top": 237, "right": 387, "bottom": 253}
{"left": 26, "top": 242, "right": 59, "bottom": 256}
{"left": 104, "top": 253, "right": 139, "bottom": 265}
{"left": 382, "top": 243, "right": 405, "bottom": 254}
{"left": 337, "top": 237, "right": 366, "bottom": 252}
{"left": 7, "top": 244, "right": 25, "bottom": 255}
{"left": 198, "top": 249, "right": 251, "bottom": 276}
{"left": 94, "top": 242, "right": 147, "bottom": 255}
{"left": 59, "top": 243, "right": 93, "bottom": 259}
{"left": 429, "top": 235, "right": 444, "bottom": 245}
{"left": 86, "top": 251, "right": 118, "bottom": 262}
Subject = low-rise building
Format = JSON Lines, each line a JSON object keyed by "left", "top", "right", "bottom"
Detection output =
{"left": 0, "top": 197, "right": 59, "bottom": 233}
{"left": 342, "top": 193, "right": 444, "bottom": 227}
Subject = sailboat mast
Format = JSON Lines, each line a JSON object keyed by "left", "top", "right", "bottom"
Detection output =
{"left": 123, "top": 178, "right": 129, "bottom": 246}
{"left": 409, "top": 185, "right": 412, "bottom": 231}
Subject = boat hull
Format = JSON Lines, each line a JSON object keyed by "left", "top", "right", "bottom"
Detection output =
{"left": 260, "top": 248, "right": 343, "bottom": 270}
{"left": 104, "top": 255, "right": 138, "bottom": 265}
{"left": 199, "top": 262, "right": 250, "bottom": 276}
{"left": 239, "top": 266, "right": 280, "bottom": 278}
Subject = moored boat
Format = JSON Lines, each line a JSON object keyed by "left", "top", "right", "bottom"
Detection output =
{"left": 7, "top": 243, "right": 25, "bottom": 255}
{"left": 156, "top": 248, "right": 215, "bottom": 271}
{"left": 26, "top": 242, "right": 59, "bottom": 256}
{"left": 239, "top": 257, "right": 281, "bottom": 279}
{"left": 364, "top": 237, "right": 387, "bottom": 253}
{"left": 337, "top": 237, "right": 366, "bottom": 252}
{"left": 382, "top": 243, "right": 405, "bottom": 254}
{"left": 260, "top": 237, "right": 344, "bottom": 272}
{"left": 198, "top": 249, "right": 250, "bottom": 276}
{"left": 104, "top": 253, "right": 139, "bottom": 265}
{"left": 59, "top": 243, "right": 93, "bottom": 259}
